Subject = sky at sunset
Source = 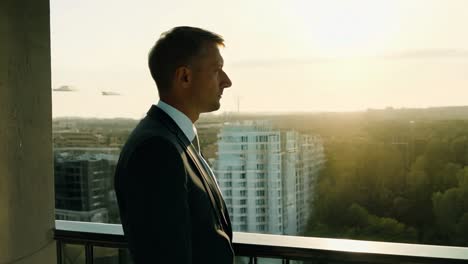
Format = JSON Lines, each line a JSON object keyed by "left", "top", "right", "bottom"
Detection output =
{"left": 51, "top": 0, "right": 468, "bottom": 118}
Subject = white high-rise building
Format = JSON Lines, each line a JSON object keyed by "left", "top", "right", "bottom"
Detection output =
{"left": 214, "top": 121, "right": 325, "bottom": 235}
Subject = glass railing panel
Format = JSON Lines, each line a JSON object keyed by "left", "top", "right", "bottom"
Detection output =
{"left": 61, "top": 244, "right": 86, "bottom": 264}
{"left": 235, "top": 256, "right": 254, "bottom": 264}
{"left": 94, "top": 247, "right": 133, "bottom": 264}
{"left": 257, "top": 257, "right": 285, "bottom": 264}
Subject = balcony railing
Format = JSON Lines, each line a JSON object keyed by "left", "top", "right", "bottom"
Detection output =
{"left": 54, "top": 220, "right": 468, "bottom": 264}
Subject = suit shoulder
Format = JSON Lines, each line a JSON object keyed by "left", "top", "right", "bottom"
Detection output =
{"left": 125, "top": 116, "right": 180, "bottom": 149}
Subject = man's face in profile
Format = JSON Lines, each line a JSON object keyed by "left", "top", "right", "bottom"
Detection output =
{"left": 190, "top": 43, "right": 232, "bottom": 113}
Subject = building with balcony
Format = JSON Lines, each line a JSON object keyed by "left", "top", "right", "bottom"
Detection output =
{"left": 214, "top": 121, "right": 325, "bottom": 235}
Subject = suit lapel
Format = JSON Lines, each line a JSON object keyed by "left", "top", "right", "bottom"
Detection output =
{"left": 185, "top": 144, "right": 229, "bottom": 228}
{"left": 197, "top": 152, "right": 231, "bottom": 230}
{"left": 147, "top": 106, "right": 228, "bottom": 230}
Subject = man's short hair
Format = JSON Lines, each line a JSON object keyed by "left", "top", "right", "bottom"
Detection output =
{"left": 148, "top": 26, "right": 224, "bottom": 94}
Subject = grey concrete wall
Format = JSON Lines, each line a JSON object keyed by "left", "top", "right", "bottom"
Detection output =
{"left": 0, "top": 0, "right": 56, "bottom": 263}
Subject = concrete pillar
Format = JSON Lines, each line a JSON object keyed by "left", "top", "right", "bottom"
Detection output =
{"left": 0, "top": 0, "right": 56, "bottom": 263}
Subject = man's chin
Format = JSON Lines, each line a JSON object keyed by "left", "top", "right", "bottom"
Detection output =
{"left": 209, "top": 102, "right": 221, "bottom": 112}
{"left": 211, "top": 104, "right": 221, "bottom": 112}
{"left": 200, "top": 103, "right": 221, "bottom": 114}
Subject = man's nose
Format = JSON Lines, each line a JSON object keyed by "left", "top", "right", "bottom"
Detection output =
{"left": 222, "top": 71, "right": 232, "bottom": 89}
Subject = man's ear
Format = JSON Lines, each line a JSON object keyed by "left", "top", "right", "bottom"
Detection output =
{"left": 174, "top": 66, "right": 192, "bottom": 89}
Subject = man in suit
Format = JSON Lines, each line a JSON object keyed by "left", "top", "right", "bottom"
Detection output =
{"left": 114, "top": 26, "right": 233, "bottom": 264}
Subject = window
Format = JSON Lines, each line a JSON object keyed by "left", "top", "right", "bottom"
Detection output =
{"left": 236, "top": 216, "right": 247, "bottom": 222}
{"left": 51, "top": 0, "right": 468, "bottom": 247}
{"left": 256, "top": 144, "right": 267, "bottom": 150}
{"left": 237, "top": 182, "right": 247, "bottom": 188}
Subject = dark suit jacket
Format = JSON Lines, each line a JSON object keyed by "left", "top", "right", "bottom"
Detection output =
{"left": 114, "top": 105, "right": 233, "bottom": 264}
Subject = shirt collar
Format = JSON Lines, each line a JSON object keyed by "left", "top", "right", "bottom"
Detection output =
{"left": 155, "top": 100, "right": 197, "bottom": 142}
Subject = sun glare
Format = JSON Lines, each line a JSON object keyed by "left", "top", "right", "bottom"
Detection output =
{"left": 291, "top": 0, "right": 401, "bottom": 57}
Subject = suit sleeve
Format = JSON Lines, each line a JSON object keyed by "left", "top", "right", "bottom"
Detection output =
{"left": 122, "top": 137, "right": 191, "bottom": 264}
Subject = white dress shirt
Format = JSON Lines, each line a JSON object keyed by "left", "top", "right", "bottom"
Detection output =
{"left": 156, "top": 100, "right": 197, "bottom": 143}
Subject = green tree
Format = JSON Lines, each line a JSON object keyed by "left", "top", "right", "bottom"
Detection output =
{"left": 432, "top": 167, "right": 468, "bottom": 245}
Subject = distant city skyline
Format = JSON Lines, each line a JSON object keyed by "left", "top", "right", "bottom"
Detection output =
{"left": 51, "top": 0, "right": 468, "bottom": 118}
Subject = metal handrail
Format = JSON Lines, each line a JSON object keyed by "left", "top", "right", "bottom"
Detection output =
{"left": 54, "top": 220, "right": 468, "bottom": 264}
